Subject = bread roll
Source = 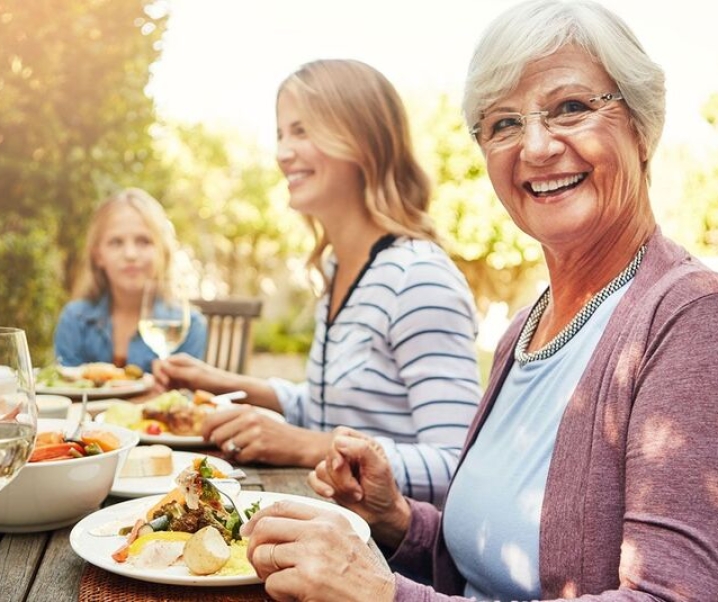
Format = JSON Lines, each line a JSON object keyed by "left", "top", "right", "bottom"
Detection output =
{"left": 183, "top": 526, "right": 231, "bottom": 575}
{"left": 119, "top": 445, "right": 174, "bottom": 478}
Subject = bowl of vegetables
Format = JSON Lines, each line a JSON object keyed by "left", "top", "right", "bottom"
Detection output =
{"left": 0, "top": 418, "right": 140, "bottom": 532}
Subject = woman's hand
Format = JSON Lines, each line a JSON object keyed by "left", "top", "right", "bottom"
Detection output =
{"left": 151, "top": 353, "right": 230, "bottom": 392}
{"left": 308, "top": 427, "right": 411, "bottom": 549}
{"left": 202, "top": 406, "right": 333, "bottom": 467}
{"left": 241, "top": 500, "right": 395, "bottom": 602}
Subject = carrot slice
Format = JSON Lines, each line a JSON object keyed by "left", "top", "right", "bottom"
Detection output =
{"left": 30, "top": 442, "right": 85, "bottom": 462}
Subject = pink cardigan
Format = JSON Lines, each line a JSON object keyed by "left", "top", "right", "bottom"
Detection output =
{"left": 391, "top": 229, "right": 718, "bottom": 601}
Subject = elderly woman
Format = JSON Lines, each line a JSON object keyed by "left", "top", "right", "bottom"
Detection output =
{"left": 238, "top": 1, "right": 718, "bottom": 601}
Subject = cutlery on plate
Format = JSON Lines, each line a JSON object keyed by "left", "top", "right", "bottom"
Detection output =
{"left": 210, "top": 390, "right": 249, "bottom": 406}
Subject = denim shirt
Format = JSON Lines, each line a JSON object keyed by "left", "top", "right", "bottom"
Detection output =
{"left": 53, "top": 294, "right": 207, "bottom": 372}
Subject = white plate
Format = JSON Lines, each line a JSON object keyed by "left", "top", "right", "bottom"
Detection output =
{"left": 70, "top": 491, "right": 370, "bottom": 586}
{"left": 110, "top": 451, "right": 234, "bottom": 498}
{"left": 36, "top": 374, "right": 152, "bottom": 399}
{"left": 67, "top": 399, "right": 129, "bottom": 423}
{"left": 96, "top": 405, "right": 286, "bottom": 449}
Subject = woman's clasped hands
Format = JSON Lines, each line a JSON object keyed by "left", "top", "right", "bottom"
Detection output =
{"left": 240, "top": 499, "right": 395, "bottom": 602}
{"left": 239, "top": 426, "right": 412, "bottom": 602}
{"left": 308, "top": 426, "right": 411, "bottom": 549}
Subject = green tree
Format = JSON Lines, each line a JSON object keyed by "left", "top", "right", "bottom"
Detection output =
{"left": 0, "top": 0, "right": 168, "bottom": 361}
{"left": 654, "top": 94, "right": 718, "bottom": 258}
{"left": 412, "top": 93, "right": 546, "bottom": 317}
{"left": 155, "top": 121, "right": 311, "bottom": 298}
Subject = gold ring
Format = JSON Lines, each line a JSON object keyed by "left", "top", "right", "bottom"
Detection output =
{"left": 269, "top": 543, "right": 280, "bottom": 570}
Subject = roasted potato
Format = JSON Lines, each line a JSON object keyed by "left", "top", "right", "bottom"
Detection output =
{"left": 183, "top": 526, "right": 231, "bottom": 575}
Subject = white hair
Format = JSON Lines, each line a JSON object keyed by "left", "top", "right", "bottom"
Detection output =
{"left": 463, "top": 0, "right": 665, "bottom": 172}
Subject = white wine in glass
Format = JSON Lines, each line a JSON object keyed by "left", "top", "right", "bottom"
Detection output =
{"left": 0, "top": 328, "right": 38, "bottom": 491}
{"left": 138, "top": 278, "right": 191, "bottom": 359}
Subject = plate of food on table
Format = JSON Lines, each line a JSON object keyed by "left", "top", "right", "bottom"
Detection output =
{"left": 35, "top": 362, "right": 152, "bottom": 399}
{"left": 97, "top": 389, "right": 285, "bottom": 448}
{"left": 111, "top": 446, "right": 235, "bottom": 498}
{"left": 70, "top": 457, "right": 370, "bottom": 586}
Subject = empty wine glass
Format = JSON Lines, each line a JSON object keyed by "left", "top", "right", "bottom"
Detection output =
{"left": 0, "top": 327, "right": 37, "bottom": 492}
{"left": 138, "top": 277, "right": 191, "bottom": 360}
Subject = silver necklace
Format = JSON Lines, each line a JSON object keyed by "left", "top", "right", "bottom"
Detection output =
{"left": 514, "top": 245, "right": 647, "bottom": 366}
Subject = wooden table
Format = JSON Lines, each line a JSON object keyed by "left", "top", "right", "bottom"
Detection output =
{"left": 0, "top": 463, "right": 379, "bottom": 601}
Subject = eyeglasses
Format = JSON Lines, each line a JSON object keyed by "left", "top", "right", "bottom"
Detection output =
{"left": 470, "top": 91, "right": 624, "bottom": 149}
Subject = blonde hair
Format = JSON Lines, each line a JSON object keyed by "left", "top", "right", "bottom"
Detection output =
{"left": 277, "top": 59, "right": 437, "bottom": 282}
{"left": 73, "top": 188, "right": 177, "bottom": 301}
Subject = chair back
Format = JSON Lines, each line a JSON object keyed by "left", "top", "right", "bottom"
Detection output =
{"left": 190, "top": 297, "right": 263, "bottom": 374}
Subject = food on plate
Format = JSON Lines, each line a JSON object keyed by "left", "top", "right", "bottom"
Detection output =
{"left": 102, "top": 402, "right": 143, "bottom": 430}
{"left": 183, "top": 526, "right": 231, "bottom": 575}
{"left": 126, "top": 530, "right": 191, "bottom": 569}
{"left": 37, "top": 362, "right": 145, "bottom": 389}
{"left": 80, "top": 362, "right": 139, "bottom": 385}
{"left": 119, "top": 444, "right": 174, "bottom": 478}
{"left": 103, "top": 389, "right": 250, "bottom": 437}
{"left": 29, "top": 428, "right": 121, "bottom": 462}
{"left": 192, "top": 389, "right": 215, "bottom": 406}
{"left": 111, "top": 457, "right": 259, "bottom": 575}
{"left": 103, "top": 390, "right": 212, "bottom": 436}
{"left": 141, "top": 390, "right": 210, "bottom": 436}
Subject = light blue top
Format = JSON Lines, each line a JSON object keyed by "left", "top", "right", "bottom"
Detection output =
{"left": 443, "top": 282, "right": 630, "bottom": 602}
{"left": 53, "top": 294, "right": 207, "bottom": 373}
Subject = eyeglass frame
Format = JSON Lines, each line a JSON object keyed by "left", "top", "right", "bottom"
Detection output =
{"left": 469, "top": 91, "right": 624, "bottom": 148}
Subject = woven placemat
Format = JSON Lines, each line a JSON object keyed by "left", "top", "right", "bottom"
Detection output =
{"left": 79, "top": 563, "right": 274, "bottom": 602}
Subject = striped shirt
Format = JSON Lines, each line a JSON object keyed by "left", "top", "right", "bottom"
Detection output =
{"left": 269, "top": 237, "right": 481, "bottom": 505}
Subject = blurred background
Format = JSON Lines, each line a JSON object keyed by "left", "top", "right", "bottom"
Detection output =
{"left": 2, "top": 0, "right": 717, "bottom": 381}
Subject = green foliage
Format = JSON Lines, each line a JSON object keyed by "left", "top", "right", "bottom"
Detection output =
{"left": 411, "top": 93, "right": 545, "bottom": 315}
{"left": 253, "top": 319, "right": 314, "bottom": 355}
{"left": 0, "top": 0, "right": 169, "bottom": 281}
{"left": 0, "top": 0, "right": 168, "bottom": 355}
{"left": 0, "top": 218, "right": 65, "bottom": 365}
{"left": 703, "top": 93, "right": 718, "bottom": 128}
{"left": 657, "top": 96, "right": 718, "bottom": 258}
{"left": 155, "top": 121, "right": 311, "bottom": 298}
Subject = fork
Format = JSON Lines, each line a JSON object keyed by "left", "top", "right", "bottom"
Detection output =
{"left": 66, "top": 391, "right": 89, "bottom": 441}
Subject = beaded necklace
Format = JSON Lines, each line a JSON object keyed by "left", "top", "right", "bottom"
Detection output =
{"left": 514, "top": 244, "right": 647, "bottom": 366}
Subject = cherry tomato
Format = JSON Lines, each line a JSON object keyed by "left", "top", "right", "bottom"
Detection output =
{"left": 144, "top": 423, "right": 162, "bottom": 436}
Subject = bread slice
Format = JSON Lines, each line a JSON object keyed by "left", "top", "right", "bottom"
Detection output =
{"left": 119, "top": 445, "right": 174, "bottom": 478}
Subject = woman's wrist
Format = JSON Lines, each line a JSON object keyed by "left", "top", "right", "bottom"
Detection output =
{"left": 372, "top": 495, "right": 411, "bottom": 551}
{"left": 297, "top": 429, "right": 333, "bottom": 467}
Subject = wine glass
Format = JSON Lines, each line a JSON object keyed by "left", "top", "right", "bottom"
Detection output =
{"left": 138, "top": 277, "right": 191, "bottom": 359}
{"left": 0, "top": 327, "right": 37, "bottom": 492}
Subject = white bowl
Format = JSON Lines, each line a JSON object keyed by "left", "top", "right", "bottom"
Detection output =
{"left": 0, "top": 418, "right": 140, "bottom": 532}
{"left": 36, "top": 394, "right": 73, "bottom": 419}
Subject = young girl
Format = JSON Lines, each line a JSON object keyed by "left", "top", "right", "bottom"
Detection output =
{"left": 54, "top": 188, "right": 206, "bottom": 372}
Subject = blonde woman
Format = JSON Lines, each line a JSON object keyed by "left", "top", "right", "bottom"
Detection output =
{"left": 54, "top": 188, "right": 206, "bottom": 372}
{"left": 154, "top": 60, "right": 482, "bottom": 505}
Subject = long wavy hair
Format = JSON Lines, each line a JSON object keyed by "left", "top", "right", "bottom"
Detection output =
{"left": 73, "top": 188, "right": 177, "bottom": 302}
{"left": 277, "top": 59, "right": 438, "bottom": 287}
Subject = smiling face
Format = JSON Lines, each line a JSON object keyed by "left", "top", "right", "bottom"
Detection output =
{"left": 93, "top": 204, "right": 157, "bottom": 297}
{"left": 275, "top": 90, "right": 364, "bottom": 223}
{"left": 482, "top": 45, "right": 650, "bottom": 255}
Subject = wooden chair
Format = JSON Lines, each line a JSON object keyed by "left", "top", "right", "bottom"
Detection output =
{"left": 190, "top": 297, "right": 263, "bottom": 374}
